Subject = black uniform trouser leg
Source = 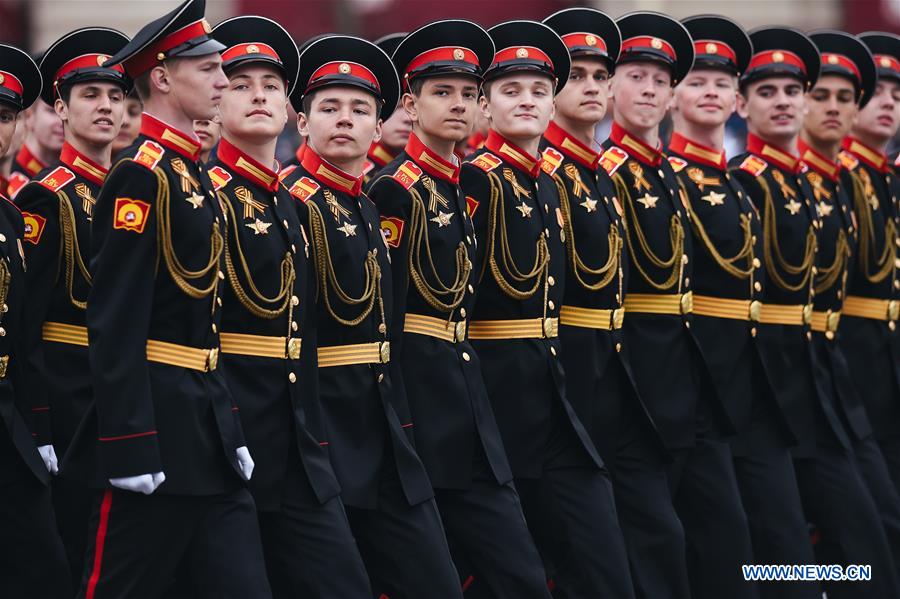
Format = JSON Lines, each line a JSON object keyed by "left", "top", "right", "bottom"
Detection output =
{"left": 853, "top": 435, "right": 900, "bottom": 582}
{"left": 52, "top": 475, "right": 93, "bottom": 590}
{"left": 877, "top": 436, "right": 900, "bottom": 496}
{"left": 795, "top": 447, "right": 900, "bottom": 598}
{"left": 0, "top": 475, "right": 70, "bottom": 599}
{"left": 78, "top": 487, "right": 272, "bottom": 599}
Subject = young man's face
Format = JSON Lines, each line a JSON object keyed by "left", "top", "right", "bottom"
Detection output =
{"left": 113, "top": 96, "right": 143, "bottom": 153}
{"left": 219, "top": 63, "right": 289, "bottom": 145}
{"left": 803, "top": 74, "right": 858, "bottom": 145}
{"left": 299, "top": 85, "right": 383, "bottom": 164}
{"left": 481, "top": 73, "right": 555, "bottom": 142}
{"left": 163, "top": 53, "right": 228, "bottom": 121}
{"left": 673, "top": 68, "right": 737, "bottom": 128}
{"left": 737, "top": 76, "right": 806, "bottom": 142}
{"left": 27, "top": 100, "right": 64, "bottom": 153}
{"left": 0, "top": 103, "right": 19, "bottom": 158}
{"left": 555, "top": 57, "right": 610, "bottom": 125}
{"left": 193, "top": 118, "right": 220, "bottom": 153}
{"left": 852, "top": 79, "right": 900, "bottom": 144}
{"left": 379, "top": 104, "right": 412, "bottom": 149}
{"left": 405, "top": 75, "right": 479, "bottom": 143}
{"left": 55, "top": 81, "right": 125, "bottom": 148}
{"left": 611, "top": 61, "right": 673, "bottom": 131}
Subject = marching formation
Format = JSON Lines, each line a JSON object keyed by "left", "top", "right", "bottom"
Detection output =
{"left": 0, "top": 0, "right": 898, "bottom": 598}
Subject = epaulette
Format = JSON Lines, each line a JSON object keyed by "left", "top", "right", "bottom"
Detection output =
{"left": 37, "top": 166, "right": 76, "bottom": 193}
{"left": 465, "top": 196, "right": 479, "bottom": 218}
{"left": 8, "top": 172, "right": 28, "bottom": 198}
{"left": 838, "top": 151, "right": 859, "bottom": 171}
{"left": 738, "top": 155, "right": 768, "bottom": 177}
{"left": 278, "top": 164, "right": 297, "bottom": 181}
{"left": 467, "top": 152, "right": 501, "bottom": 173}
{"left": 207, "top": 166, "right": 232, "bottom": 191}
{"left": 599, "top": 146, "right": 628, "bottom": 177}
{"left": 541, "top": 147, "right": 564, "bottom": 177}
{"left": 133, "top": 140, "right": 165, "bottom": 170}
{"left": 391, "top": 160, "right": 423, "bottom": 190}
{"left": 288, "top": 176, "right": 320, "bottom": 203}
{"left": 667, "top": 156, "right": 688, "bottom": 173}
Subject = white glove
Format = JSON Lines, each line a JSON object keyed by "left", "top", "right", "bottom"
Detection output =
{"left": 236, "top": 446, "right": 254, "bottom": 481}
{"left": 109, "top": 472, "right": 166, "bottom": 495}
{"left": 37, "top": 444, "right": 58, "bottom": 475}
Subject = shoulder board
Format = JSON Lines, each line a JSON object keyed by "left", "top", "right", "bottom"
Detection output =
{"left": 8, "top": 172, "right": 28, "bottom": 198}
{"left": 541, "top": 147, "right": 564, "bottom": 177}
{"left": 467, "top": 152, "right": 501, "bottom": 173}
{"left": 667, "top": 156, "right": 688, "bottom": 173}
{"left": 37, "top": 166, "right": 76, "bottom": 193}
{"left": 599, "top": 146, "right": 628, "bottom": 177}
{"left": 207, "top": 166, "right": 232, "bottom": 191}
{"left": 391, "top": 160, "right": 423, "bottom": 190}
{"left": 288, "top": 176, "right": 320, "bottom": 203}
{"left": 278, "top": 164, "right": 297, "bottom": 181}
{"left": 133, "top": 140, "right": 165, "bottom": 170}
{"left": 738, "top": 155, "right": 768, "bottom": 177}
{"left": 838, "top": 151, "right": 859, "bottom": 171}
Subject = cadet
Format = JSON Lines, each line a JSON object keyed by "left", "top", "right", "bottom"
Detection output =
{"left": 838, "top": 32, "right": 900, "bottom": 491}
{"left": 461, "top": 20, "right": 634, "bottom": 597}
{"left": 540, "top": 8, "right": 690, "bottom": 599}
{"left": 16, "top": 26, "right": 131, "bottom": 588}
{"left": 9, "top": 87, "right": 64, "bottom": 198}
{"left": 208, "top": 17, "right": 373, "bottom": 598}
{"left": 280, "top": 34, "right": 463, "bottom": 598}
{"left": 61, "top": 1, "right": 271, "bottom": 596}
{"left": 193, "top": 116, "right": 219, "bottom": 163}
{"left": 367, "top": 20, "right": 551, "bottom": 597}
{"left": 363, "top": 32, "right": 411, "bottom": 182}
{"left": 110, "top": 89, "right": 142, "bottom": 157}
{"left": 0, "top": 43, "right": 70, "bottom": 599}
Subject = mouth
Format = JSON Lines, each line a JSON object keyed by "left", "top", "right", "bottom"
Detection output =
{"left": 635, "top": 102, "right": 656, "bottom": 109}
{"left": 771, "top": 113, "right": 793, "bottom": 125}
{"left": 445, "top": 118, "right": 467, "bottom": 125}
{"left": 211, "top": 95, "right": 222, "bottom": 104}
{"left": 93, "top": 117, "right": 114, "bottom": 128}
{"left": 195, "top": 131, "right": 209, "bottom": 140}
{"left": 331, "top": 133, "right": 355, "bottom": 142}
{"left": 821, "top": 119, "right": 842, "bottom": 128}
{"left": 698, "top": 103, "right": 722, "bottom": 110}
{"left": 877, "top": 115, "right": 894, "bottom": 126}
{"left": 514, "top": 113, "right": 538, "bottom": 120}
{"left": 247, "top": 109, "right": 271, "bottom": 117}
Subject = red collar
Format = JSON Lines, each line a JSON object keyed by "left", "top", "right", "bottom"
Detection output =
{"left": 841, "top": 136, "right": 888, "bottom": 173}
{"left": 467, "top": 130, "right": 487, "bottom": 152}
{"left": 404, "top": 132, "right": 460, "bottom": 183}
{"left": 301, "top": 147, "right": 363, "bottom": 196}
{"left": 140, "top": 113, "right": 201, "bottom": 161}
{"left": 746, "top": 133, "right": 800, "bottom": 174}
{"left": 798, "top": 139, "right": 840, "bottom": 182}
{"left": 543, "top": 121, "right": 600, "bottom": 169}
{"left": 217, "top": 137, "right": 279, "bottom": 192}
{"left": 667, "top": 132, "right": 726, "bottom": 170}
{"left": 60, "top": 142, "right": 107, "bottom": 185}
{"left": 609, "top": 121, "right": 663, "bottom": 167}
{"left": 15, "top": 144, "right": 46, "bottom": 177}
{"left": 484, "top": 129, "right": 541, "bottom": 178}
{"left": 367, "top": 141, "right": 396, "bottom": 169}
{"left": 295, "top": 142, "right": 307, "bottom": 164}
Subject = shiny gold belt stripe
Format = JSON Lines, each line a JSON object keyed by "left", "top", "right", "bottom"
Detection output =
{"left": 403, "top": 313, "right": 466, "bottom": 343}
{"left": 624, "top": 292, "right": 693, "bottom": 315}
{"left": 757, "top": 303, "right": 812, "bottom": 326}
{"left": 810, "top": 310, "right": 841, "bottom": 333}
{"left": 146, "top": 339, "right": 219, "bottom": 372}
{"left": 42, "top": 322, "right": 89, "bottom": 346}
{"left": 468, "top": 317, "right": 559, "bottom": 340}
{"left": 559, "top": 305, "right": 625, "bottom": 330}
{"left": 318, "top": 341, "right": 390, "bottom": 368}
{"left": 692, "top": 295, "right": 761, "bottom": 322}
{"left": 219, "top": 332, "right": 302, "bottom": 360}
{"left": 0, "top": 355, "right": 9, "bottom": 378}
{"left": 843, "top": 296, "right": 899, "bottom": 321}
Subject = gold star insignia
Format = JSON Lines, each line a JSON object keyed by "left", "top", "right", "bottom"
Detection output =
{"left": 515, "top": 202, "right": 533, "bottom": 218}
{"left": 185, "top": 191, "right": 205, "bottom": 209}
{"left": 246, "top": 218, "right": 272, "bottom": 235}
{"left": 429, "top": 211, "right": 454, "bottom": 227}
{"left": 701, "top": 191, "right": 725, "bottom": 206}
{"left": 336, "top": 222, "right": 358, "bottom": 237}
{"left": 636, "top": 193, "right": 658, "bottom": 209}
{"left": 784, "top": 198, "right": 802, "bottom": 215}
{"left": 816, "top": 201, "right": 834, "bottom": 218}
{"left": 580, "top": 197, "right": 598, "bottom": 212}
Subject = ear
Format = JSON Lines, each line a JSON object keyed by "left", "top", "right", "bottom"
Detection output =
{"left": 282, "top": 100, "right": 289, "bottom": 127}
{"left": 401, "top": 92, "right": 417, "bottom": 124}
{"left": 54, "top": 97, "right": 68, "bottom": 123}
{"left": 297, "top": 112, "right": 309, "bottom": 137}
{"left": 373, "top": 118, "right": 383, "bottom": 143}
{"left": 150, "top": 64, "right": 171, "bottom": 95}
{"left": 735, "top": 91, "right": 750, "bottom": 119}
{"left": 479, "top": 94, "right": 491, "bottom": 122}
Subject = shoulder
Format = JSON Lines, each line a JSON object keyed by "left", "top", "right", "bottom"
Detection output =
{"left": 729, "top": 152, "right": 768, "bottom": 178}
{"left": 540, "top": 146, "right": 565, "bottom": 177}
{"left": 465, "top": 149, "right": 502, "bottom": 173}
{"left": 206, "top": 163, "right": 234, "bottom": 192}
{"left": 33, "top": 165, "right": 76, "bottom": 194}
{"left": 284, "top": 171, "right": 323, "bottom": 204}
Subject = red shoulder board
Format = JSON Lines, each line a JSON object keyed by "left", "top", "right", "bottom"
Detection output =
{"left": 113, "top": 198, "right": 151, "bottom": 234}
{"left": 468, "top": 152, "right": 501, "bottom": 173}
{"left": 133, "top": 140, "right": 165, "bottom": 170}
{"left": 667, "top": 156, "right": 688, "bottom": 173}
{"left": 392, "top": 160, "right": 423, "bottom": 190}
{"left": 37, "top": 166, "right": 75, "bottom": 193}
{"left": 288, "top": 176, "right": 320, "bottom": 203}
{"left": 738, "top": 155, "right": 768, "bottom": 177}
{"left": 8, "top": 172, "right": 28, "bottom": 198}
{"left": 278, "top": 164, "right": 297, "bottom": 181}
{"left": 838, "top": 151, "right": 859, "bottom": 171}
{"left": 541, "top": 147, "right": 564, "bottom": 177}
{"left": 466, "top": 196, "right": 480, "bottom": 218}
{"left": 599, "top": 147, "right": 628, "bottom": 177}
{"left": 380, "top": 216, "right": 405, "bottom": 248}
{"left": 22, "top": 212, "right": 47, "bottom": 245}
{"left": 207, "top": 166, "right": 232, "bottom": 191}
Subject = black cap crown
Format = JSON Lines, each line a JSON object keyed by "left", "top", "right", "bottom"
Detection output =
{"left": 0, "top": 44, "right": 41, "bottom": 111}
{"left": 810, "top": 30, "right": 877, "bottom": 107}
{"left": 859, "top": 32, "right": 900, "bottom": 84}
{"left": 484, "top": 20, "right": 570, "bottom": 94}
{"left": 213, "top": 16, "right": 300, "bottom": 97}
{"left": 392, "top": 20, "right": 493, "bottom": 86}
{"left": 374, "top": 33, "right": 407, "bottom": 58}
{"left": 543, "top": 8, "right": 621, "bottom": 72}
{"left": 39, "top": 27, "right": 131, "bottom": 105}
{"left": 616, "top": 11, "right": 694, "bottom": 85}
{"left": 682, "top": 15, "right": 751, "bottom": 76}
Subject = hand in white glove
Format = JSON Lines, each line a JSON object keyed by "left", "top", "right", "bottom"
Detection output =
{"left": 109, "top": 472, "right": 166, "bottom": 495}
{"left": 37, "top": 444, "right": 58, "bottom": 475}
{"left": 236, "top": 446, "right": 254, "bottom": 481}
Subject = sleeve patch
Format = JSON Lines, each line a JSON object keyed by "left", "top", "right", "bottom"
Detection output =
{"left": 667, "top": 156, "right": 688, "bottom": 173}
{"left": 467, "top": 152, "right": 502, "bottom": 173}
{"left": 22, "top": 212, "right": 47, "bottom": 245}
{"left": 288, "top": 176, "right": 320, "bottom": 203}
{"left": 113, "top": 198, "right": 151, "bottom": 234}
{"left": 465, "top": 196, "right": 480, "bottom": 218}
{"left": 8, "top": 172, "right": 28, "bottom": 198}
{"left": 380, "top": 216, "right": 405, "bottom": 248}
{"left": 541, "top": 147, "right": 564, "bottom": 176}
{"left": 37, "top": 166, "right": 75, "bottom": 193}
{"left": 738, "top": 155, "right": 768, "bottom": 177}
{"left": 133, "top": 140, "right": 165, "bottom": 170}
{"left": 207, "top": 166, "right": 232, "bottom": 191}
{"left": 838, "top": 151, "right": 859, "bottom": 171}
{"left": 599, "top": 147, "right": 628, "bottom": 177}
{"left": 392, "top": 160, "right": 423, "bottom": 190}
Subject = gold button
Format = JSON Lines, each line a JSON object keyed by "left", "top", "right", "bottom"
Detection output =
{"left": 0, "top": 234, "right": 6, "bottom": 242}
{"left": 889, "top": 321, "right": 896, "bottom": 331}
{"left": 684, "top": 321, "right": 691, "bottom": 329}
{"left": 751, "top": 327, "right": 757, "bottom": 337}
{"left": 0, "top": 327, "right": 5, "bottom": 336}
{"left": 682, "top": 254, "right": 689, "bottom": 265}
{"left": 291, "top": 321, "right": 298, "bottom": 331}
{"left": 806, "top": 331, "right": 812, "bottom": 341}
{"left": 753, "top": 258, "right": 761, "bottom": 268}
{"left": 379, "top": 323, "right": 387, "bottom": 334}
{"left": 218, "top": 270, "right": 225, "bottom": 280}
{"left": 615, "top": 342, "right": 622, "bottom": 353}
{"left": 460, "top": 308, "right": 467, "bottom": 318}
{"left": 291, "top": 295, "right": 300, "bottom": 306}
{"left": 548, "top": 301, "right": 555, "bottom": 310}
{"left": 752, "top": 235, "right": 758, "bottom": 243}
{"left": 378, "top": 374, "right": 385, "bottom": 382}
{"left": 211, "top": 323, "right": 217, "bottom": 333}
{"left": 544, "top": 228, "right": 550, "bottom": 238}
{"left": 754, "top": 281, "right": 762, "bottom": 292}
{"left": 550, "top": 346, "right": 557, "bottom": 356}
{"left": 462, "top": 352, "right": 471, "bottom": 361}
{"left": 548, "top": 276, "right": 555, "bottom": 286}
{"left": 658, "top": 169, "right": 665, "bottom": 178}
{"left": 826, "top": 331, "right": 835, "bottom": 340}
{"left": 216, "top": 297, "right": 222, "bottom": 307}
{"left": 0, "top": 304, "right": 6, "bottom": 313}
{"left": 684, "top": 278, "right": 690, "bottom": 287}
{"left": 283, "top": 219, "right": 289, "bottom": 228}
{"left": 291, "top": 244, "right": 297, "bottom": 253}
{"left": 468, "top": 284, "right": 474, "bottom": 293}
{"left": 288, "top": 372, "right": 297, "bottom": 383}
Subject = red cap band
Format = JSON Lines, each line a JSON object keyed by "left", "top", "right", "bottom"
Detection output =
{"left": 747, "top": 49, "right": 806, "bottom": 75}
{"left": 560, "top": 32, "right": 609, "bottom": 54}
{"left": 821, "top": 52, "right": 861, "bottom": 83}
{"left": 404, "top": 46, "right": 479, "bottom": 77}
{"left": 54, "top": 53, "right": 126, "bottom": 85}
{"left": 308, "top": 61, "right": 380, "bottom": 92}
{"left": 492, "top": 46, "right": 554, "bottom": 69}
{"left": 125, "top": 19, "right": 212, "bottom": 77}
{"left": 620, "top": 36, "right": 676, "bottom": 61}
{"left": 875, "top": 54, "right": 900, "bottom": 75}
{"left": 222, "top": 42, "right": 281, "bottom": 64}
{"left": 693, "top": 40, "right": 737, "bottom": 65}
{"left": 0, "top": 71, "right": 24, "bottom": 96}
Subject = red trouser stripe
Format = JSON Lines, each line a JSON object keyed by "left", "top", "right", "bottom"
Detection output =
{"left": 86, "top": 489, "right": 114, "bottom": 599}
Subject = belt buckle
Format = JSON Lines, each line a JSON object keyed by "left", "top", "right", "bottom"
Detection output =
{"left": 802, "top": 304, "right": 813, "bottom": 326}
{"left": 889, "top": 300, "right": 899, "bottom": 321}
{"left": 287, "top": 338, "right": 302, "bottom": 360}
{"left": 542, "top": 317, "right": 555, "bottom": 338}
{"left": 0, "top": 355, "right": 8, "bottom": 379}
{"left": 379, "top": 341, "right": 391, "bottom": 363}
{"left": 454, "top": 321, "right": 466, "bottom": 343}
{"left": 749, "top": 300, "right": 762, "bottom": 322}
{"left": 680, "top": 291, "right": 693, "bottom": 315}
{"left": 612, "top": 308, "right": 625, "bottom": 330}
{"left": 207, "top": 348, "right": 219, "bottom": 372}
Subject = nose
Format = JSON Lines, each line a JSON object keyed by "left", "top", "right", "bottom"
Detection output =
{"left": 213, "top": 65, "right": 228, "bottom": 91}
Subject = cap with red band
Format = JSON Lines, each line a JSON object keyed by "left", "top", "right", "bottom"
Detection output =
{"left": 39, "top": 27, "right": 132, "bottom": 105}
{"left": 561, "top": 33, "right": 609, "bottom": 54}
{"left": 405, "top": 46, "right": 480, "bottom": 77}
{"left": 681, "top": 15, "right": 751, "bottom": 76}
{"left": 810, "top": 30, "right": 877, "bottom": 108}
{"left": 544, "top": 8, "right": 620, "bottom": 70}
{"left": 0, "top": 44, "right": 40, "bottom": 112}
{"left": 615, "top": 12, "right": 694, "bottom": 85}
{"left": 621, "top": 35, "right": 676, "bottom": 62}
{"left": 391, "top": 20, "right": 494, "bottom": 87}
{"left": 222, "top": 43, "right": 280, "bottom": 64}
{"left": 308, "top": 61, "right": 380, "bottom": 92}
{"left": 0, "top": 71, "right": 24, "bottom": 97}
{"left": 125, "top": 19, "right": 212, "bottom": 77}
{"left": 483, "top": 20, "right": 571, "bottom": 93}
{"left": 747, "top": 50, "right": 806, "bottom": 75}
{"left": 821, "top": 53, "right": 861, "bottom": 82}
{"left": 859, "top": 32, "right": 900, "bottom": 84}
{"left": 743, "top": 27, "right": 819, "bottom": 88}
{"left": 212, "top": 16, "right": 300, "bottom": 96}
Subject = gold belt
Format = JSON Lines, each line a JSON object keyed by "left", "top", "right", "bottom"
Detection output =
{"left": 559, "top": 305, "right": 625, "bottom": 330}
{"left": 692, "top": 295, "right": 762, "bottom": 322}
{"left": 468, "top": 317, "right": 558, "bottom": 340}
{"left": 0, "top": 355, "right": 9, "bottom": 378}
{"left": 318, "top": 341, "right": 390, "bottom": 368}
{"left": 403, "top": 313, "right": 466, "bottom": 343}
{"left": 219, "top": 332, "right": 301, "bottom": 360}
{"left": 757, "top": 303, "right": 812, "bottom": 326}
{"left": 146, "top": 339, "right": 219, "bottom": 372}
{"left": 810, "top": 310, "right": 841, "bottom": 334}
{"left": 42, "top": 322, "right": 89, "bottom": 346}
{"left": 843, "top": 296, "right": 899, "bottom": 321}
{"left": 624, "top": 292, "right": 693, "bottom": 315}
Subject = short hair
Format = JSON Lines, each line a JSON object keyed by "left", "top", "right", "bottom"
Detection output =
{"left": 133, "top": 57, "right": 183, "bottom": 102}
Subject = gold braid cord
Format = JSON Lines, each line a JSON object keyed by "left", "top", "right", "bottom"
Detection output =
{"left": 613, "top": 172, "right": 683, "bottom": 291}
{"left": 758, "top": 176, "right": 816, "bottom": 292}
{"left": 553, "top": 173, "right": 620, "bottom": 291}
{"left": 815, "top": 229, "right": 851, "bottom": 294}
{"left": 0, "top": 258, "right": 11, "bottom": 314}
{"left": 219, "top": 191, "right": 295, "bottom": 319}
{"left": 407, "top": 187, "right": 470, "bottom": 313}
{"left": 849, "top": 169, "right": 896, "bottom": 284}
{"left": 57, "top": 191, "right": 92, "bottom": 309}
{"left": 485, "top": 171, "right": 548, "bottom": 300}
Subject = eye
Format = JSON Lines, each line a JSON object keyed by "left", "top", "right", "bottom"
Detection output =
{"left": 570, "top": 72, "right": 583, "bottom": 81}
{"left": 463, "top": 91, "right": 477, "bottom": 99}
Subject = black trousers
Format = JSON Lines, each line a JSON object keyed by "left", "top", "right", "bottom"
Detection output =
{"left": 53, "top": 475, "right": 93, "bottom": 590}
{"left": 77, "top": 486, "right": 271, "bottom": 599}
{"left": 0, "top": 474, "right": 70, "bottom": 599}
{"left": 853, "top": 434, "right": 900, "bottom": 583}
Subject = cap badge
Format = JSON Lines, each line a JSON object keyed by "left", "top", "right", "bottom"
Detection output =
{"left": 516, "top": 48, "right": 529, "bottom": 59}
{"left": 0, "top": 73, "right": 6, "bottom": 86}
{"left": 339, "top": 62, "right": 351, "bottom": 74}
{"left": 586, "top": 35, "right": 597, "bottom": 46}
{"left": 202, "top": 19, "right": 212, "bottom": 34}
{"left": 651, "top": 38, "right": 663, "bottom": 50}
{"left": 97, "top": 54, "right": 109, "bottom": 66}
{"left": 453, "top": 48, "right": 465, "bottom": 60}
{"left": 881, "top": 56, "right": 892, "bottom": 68}
{"left": 773, "top": 51, "right": 785, "bottom": 63}
{"left": 705, "top": 43, "right": 717, "bottom": 54}
{"left": 827, "top": 54, "right": 839, "bottom": 65}
{"left": 246, "top": 44, "right": 260, "bottom": 54}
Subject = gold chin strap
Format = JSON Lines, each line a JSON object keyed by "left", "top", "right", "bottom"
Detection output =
{"left": 57, "top": 190, "right": 92, "bottom": 310}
